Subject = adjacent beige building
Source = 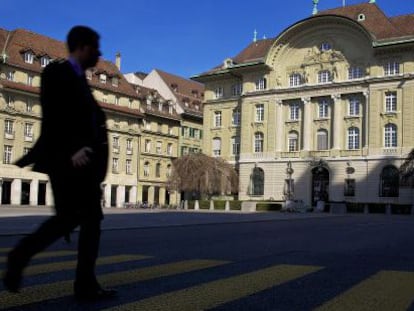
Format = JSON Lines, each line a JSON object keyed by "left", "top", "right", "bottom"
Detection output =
{"left": 0, "top": 28, "right": 146, "bottom": 207}
{"left": 193, "top": 2, "right": 414, "bottom": 206}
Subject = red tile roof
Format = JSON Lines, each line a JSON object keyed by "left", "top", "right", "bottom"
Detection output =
{"left": 154, "top": 69, "right": 204, "bottom": 116}
{"left": 0, "top": 28, "right": 138, "bottom": 98}
{"left": 198, "top": 3, "right": 414, "bottom": 76}
{"left": 318, "top": 3, "right": 403, "bottom": 40}
{"left": 98, "top": 101, "right": 143, "bottom": 118}
{"left": 0, "top": 79, "right": 40, "bottom": 94}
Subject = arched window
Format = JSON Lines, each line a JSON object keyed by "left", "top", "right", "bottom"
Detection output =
{"left": 143, "top": 162, "right": 150, "bottom": 177}
{"left": 288, "top": 131, "right": 299, "bottom": 152}
{"left": 212, "top": 137, "right": 221, "bottom": 157}
{"left": 317, "top": 130, "right": 328, "bottom": 150}
{"left": 384, "top": 124, "right": 397, "bottom": 148}
{"left": 155, "top": 163, "right": 161, "bottom": 178}
{"left": 380, "top": 165, "right": 399, "bottom": 197}
{"left": 347, "top": 127, "right": 360, "bottom": 150}
{"left": 254, "top": 132, "right": 264, "bottom": 153}
{"left": 251, "top": 167, "right": 264, "bottom": 196}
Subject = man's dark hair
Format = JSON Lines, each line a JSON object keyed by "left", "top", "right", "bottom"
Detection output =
{"left": 66, "top": 26, "right": 100, "bottom": 53}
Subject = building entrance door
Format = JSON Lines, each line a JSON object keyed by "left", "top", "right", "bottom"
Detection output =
{"left": 311, "top": 167, "right": 329, "bottom": 206}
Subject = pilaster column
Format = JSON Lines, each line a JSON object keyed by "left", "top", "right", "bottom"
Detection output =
{"left": 11, "top": 179, "right": 22, "bottom": 205}
{"left": 148, "top": 186, "right": 154, "bottom": 204}
{"left": 130, "top": 186, "right": 137, "bottom": 203}
{"left": 332, "top": 94, "right": 343, "bottom": 150}
{"left": 116, "top": 185, "right": 125, "bottom": 208}
{"left": 302, "top": 97, "right": 312, "bottom": 151}
{"left": 276, "top": 100, "right": 284, "bottom": 152}
{"left": 363, "top": 90, "right": 370, "bottom": 150}
{"left": 46, "top": 181, "right": 54, "bottom": 206}
{"left": 30, "top": 179, "right": 39, "bottom": 206}
{"left": 104, "top": 184, "right": 111, "bottom": 208}
{"left": 159, "top": 187, "right": 166, "bottom": 205}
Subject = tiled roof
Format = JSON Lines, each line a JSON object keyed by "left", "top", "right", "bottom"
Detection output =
{"left": 154, "top": 69, "right": 204, "bottom": 115}
{"left": 318, "top": 3, "right": 404, "bottom": 40}
{"left": 198, "top": 3, "right": 414, "bottom": 76}
{"left": 0, "top": 79, "right": 40, "bottom": 94}
{"left": 0, "top": 28, "right": 138, "bottom": 98}
{"left": 98, "top": 101, "right": 143, "bottom": 118}
{"left": 389, "top": 14, "right": 414, "bottom": 37}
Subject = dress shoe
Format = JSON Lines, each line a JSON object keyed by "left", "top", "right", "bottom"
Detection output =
{"left": 74, "top": 287, "right": 117, "bottom": 301}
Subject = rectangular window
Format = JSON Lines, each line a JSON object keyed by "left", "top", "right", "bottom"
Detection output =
{"left": 255, "top": 104, "right": 264, "bottom": 122}
{"left": 115, "top": 96, "right": 120, "bottom": 105}
{"left": 212, "top": 138, "right": 221, "bottom": 157}
{"left": 7, "top": 95, "right": 14, "bottom": 107}
{"left": 290, "top": 104, "right": 300, "bottom": 120}
{"left": 231, "top": 137, "right": 240, "bottom": 155}
{"left": 385, "top": 92, "right": 397, "bottom": 112}
{"left": 182, "top": 146, "right": 189, "bottom": 155}
{"left": 349, "top": 98, "right": 360, "bottom": 116}
{"left": 4, "top": 120, "right": 14, "bottom": 134}
{"left": 289, "top": 73, "right": 302, "bottom": 87}
{"left": 344, "top": 179, "right": 355, "bottom": 197}
{"left": 318, "top": 71, "right": 332, "bottom": 84}
{"left": 23, "top": 147, "right": 31, "bottom": 155}
{"left": 26, "top": 99, "right": 33, "bottom": 112}
{"left": 288, "top": 138, "right": 298, "bottom": 152}
{"left": 256, "top": 78, "right": 267, "bottom": 90}
{"left": 194, "top": 129, "right": 200, "bottom": 139}
{"left": 99, "top": 74, "right": 107, "bottom": 84}
{"left": 214, "top": 111, "right": 222, "bottom": 127}
{"left": 7, "top": 71, "right": 14, "bottom": 81}
{"left": 232, "top": 109, "right": 241, "bottom": 126}
{"left": 167, "top": 143, "right": 173, "bottom": 155}
{"left": 348, "top": 67, "right": 363, "bottom": 80}
{"left": 157, "top": 123, "right": 162, "bottom": 133}
{"left": 317, "top": 132, "right": 328, "bottom": 150}
{"left": 215, "top": 87, "right": 224, "bottom": 99}
{"left": 145, "top": 139, "right": 151, "bottom": 153}
{"left": 24, "top": 52, "right": 33, "bottom": 64}
{"left": 102, "top": 93, "right": 108, "bottom": 103}
{"left": 112, "top": 77, "right": 119, "bottom": 87}
{"left": 318, "top": 100, "right": 329, "bottom": 118}
{"left": 126, "top": 159, "right": 132, "bottom": 174}
{"left": 112, "top": 136, "right": 119, "bottom": 148}
{"left": 156, "top": 141, "right": 162, "bottom": 154}
{"left": 126, "top": 138, "right": 132, "bottom": 154}
{"left": 24, "top": 123, "right": 33, "bottom": 137}
{"left": 112, "top": 158, "right": 119, "bottom": 173}
{"left": 3, "top": 145, "right": 12, "bottom": 164}
{"left": 384, "top": 61, "right": 400, "bottom": 76}
{"left": 231, "top": 83, "right": 243, "bottom": 96}
{"left": 41, "top": 57, "right": 49, "bottom": 68}
{"left": 27, "top": 74, "right": 34, "bottom": 86}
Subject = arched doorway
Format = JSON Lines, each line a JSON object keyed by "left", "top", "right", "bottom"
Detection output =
{"left": 311, "top": 166, "right": 329, "bottom": 206}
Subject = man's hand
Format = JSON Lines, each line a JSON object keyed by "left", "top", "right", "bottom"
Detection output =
{"left": 71, "top": 147, "right": 93, "bottom": 168}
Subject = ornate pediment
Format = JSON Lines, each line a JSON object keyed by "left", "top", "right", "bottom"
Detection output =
{"left": 303, "top": 47, "right": 346, "bottom": 66}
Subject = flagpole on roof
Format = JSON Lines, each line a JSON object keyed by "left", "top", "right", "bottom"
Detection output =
{"left": 312, "top": 0, "right": 319, "bottom": 15}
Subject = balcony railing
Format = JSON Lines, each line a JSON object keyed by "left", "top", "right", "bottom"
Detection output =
{"left": 4, "top": 132, "right": 14, "bottom": 139}
{"left": 126, "top": 148, "right": 133, "bottom": 155}
{"left": 24, "top": 135, "right": 34, "bottom": 142}
{"left": 113, "top": 146, "right": 120, "bottom": 154}
{"left": 340, "top": 150, "right": 362, "bottom": 157}
{"left": 280, "top": 151, "right": 300, "bottom": 158}
{"left": 309, "top": 151, "right": 330, "bottom": 157}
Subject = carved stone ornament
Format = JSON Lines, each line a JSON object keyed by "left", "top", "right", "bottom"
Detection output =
{"left": 303, "top": 47, "right": 346, "bottom": 66}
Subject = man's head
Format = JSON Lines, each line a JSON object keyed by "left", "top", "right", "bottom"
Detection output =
{"left": 67, "top": 26, "right": 101, "bottom": 69}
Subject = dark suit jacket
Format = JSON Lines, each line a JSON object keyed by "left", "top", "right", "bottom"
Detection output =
{"left": 16, "top": 60, "right": 108, "bottom": 183}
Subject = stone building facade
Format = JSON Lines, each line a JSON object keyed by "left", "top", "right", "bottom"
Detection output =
{"left": 193, "top": 2, "right": 414, "bottom": 207}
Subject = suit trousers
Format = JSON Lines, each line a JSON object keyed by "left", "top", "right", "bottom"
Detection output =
{"left": 9, "top": 170, "right": 103, "bottom": 290}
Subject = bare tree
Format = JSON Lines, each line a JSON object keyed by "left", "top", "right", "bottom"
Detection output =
{"left": 400, "top": 149, "right": 414, "bottom": 186}
{"left": 168, "top": 153, "right": 238, "bottom": 199}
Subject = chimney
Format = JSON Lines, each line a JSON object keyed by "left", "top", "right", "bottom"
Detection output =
{"left": 115, "top": 52, "right": 121, "bottom": 70}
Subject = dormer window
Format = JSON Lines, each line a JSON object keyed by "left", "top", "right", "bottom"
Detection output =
{"left": 289, "top": 73, "right": 303, "bottom": 87}
{"left": 171, "top": 83, "right": 178, "bottom": 92}
{"left": 191, "top": 90, "right": 199, "bottom": 97}
{"left": 224, "top": 58, "right": 233, "bottom": 68}
{"left": 86, "top": 70, "right": 92, "bottom": 80}
{"left": 158, "top": 102, "right": 163, "bottom": 111}
{"left": 24, "top": 51, "right": 34, "bottom": 64}
{"left": 112, "top": 77, "right": 119, "bottom": 87}
{"left": 357, "top": 14, "right": 366, "bottom": 22}
{"left": 99, "top": 74, "right": 107, "bottom": 84}
{"left": 255, "top": 77, "right": 267, "bottom": 90}
{"left": 320, "top": 42, "right": 331, "bottom": 52}
{"left": 40, "top": 56, "right": 50, "bottom": 67}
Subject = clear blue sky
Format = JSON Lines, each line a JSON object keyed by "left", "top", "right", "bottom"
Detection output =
{"left": 2, "top": 0, "right": 412, "bottom": 78}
